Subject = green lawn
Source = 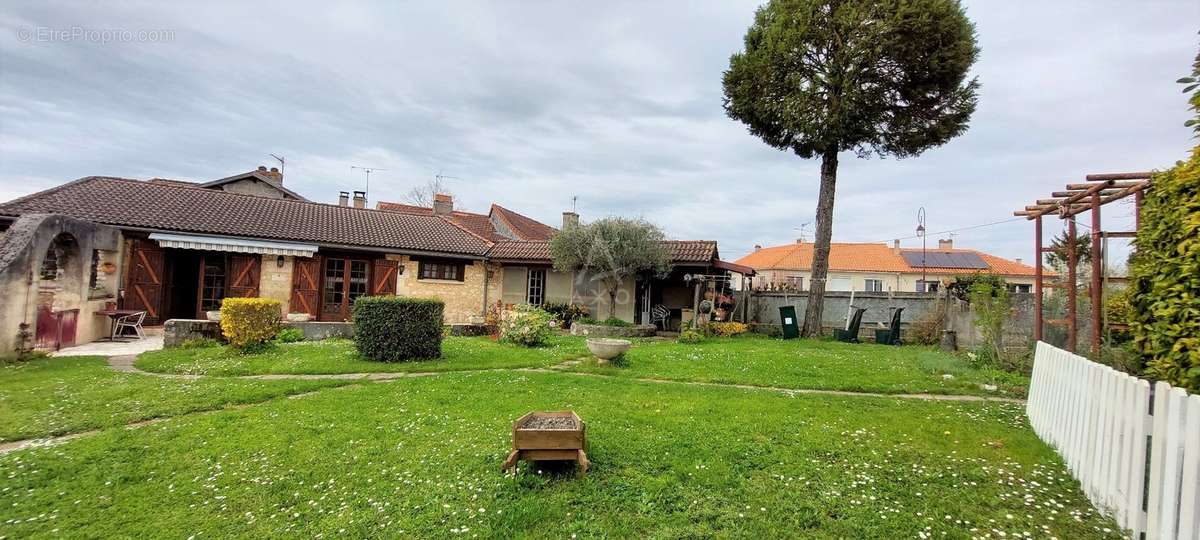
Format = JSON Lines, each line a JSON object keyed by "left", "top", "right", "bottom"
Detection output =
{"left": 135, "top": 336, "right": 588, "bottom": 376}
{"left": 565, "top": 335, "right": 1030, "bottom": 397}
{"left": 0, "top": 356, "right": 349, "bottom": 442}
{"left": 0, "top": 371, "right": 1119, "bottom": 538}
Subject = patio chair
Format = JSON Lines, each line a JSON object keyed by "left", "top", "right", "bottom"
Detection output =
{"left": 650, "top": 304, "right": 670, "bottom": 331}
{"left": 114, "top": 311, "right": 147, "bottom": 339}
{"left": 833, "top": 307, "right": 867, "bottom": 343}
{"left": 875, "top": 307, "right": 905, "bottom": 345}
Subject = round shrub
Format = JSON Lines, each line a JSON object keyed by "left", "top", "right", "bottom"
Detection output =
{"left": 353, "top": 296, "right": 444, "bottom": 361}
{"left": 678, "top": 328, "right": 704, "bottom": 344}
{"left": 275, "top": 327, "right": 305, "bottom": 343}
{"left": 500, "top": 304, "right": 554, "bottom": 347}
{"left": 219, "top": 298, "right": 282, "bottom": 350}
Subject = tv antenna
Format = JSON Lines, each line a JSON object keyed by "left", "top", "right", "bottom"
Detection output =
{"left": 268, "top": 153, "right": 285, "bottom": 173}
{"left": 571, "top": 195, "right": 578, "bottom": 212}
{"left": 434, "top": 172, "right": 460, "bottom": 184}
{"left": 350, "top": 166, "right": 388, "bottom": 197}
{"left": 794, "top": 222, "right": 812, "bottom": 243}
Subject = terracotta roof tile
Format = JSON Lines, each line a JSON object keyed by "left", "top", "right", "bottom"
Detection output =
{"left": 490, "top": 204, "right": 557, "bottom": 241}
{"left": 733, "top": 242, "right": 1045, "bottom": 277}
{"left": 377, "top": 201, "right": 555, "bottom": 242}
{"left": 0, "top": 177, "right": 491, "bottom": 256}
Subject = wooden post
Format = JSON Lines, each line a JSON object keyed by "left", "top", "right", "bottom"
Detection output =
{"left": 1090, "top": 192, "right": 1103, "bottom": 358}
{"left": 1034, "top": 215, "right": 1043, "bottom": 342}
{"left": 1067, "top": 216, "right": 1078, "bottom": 353}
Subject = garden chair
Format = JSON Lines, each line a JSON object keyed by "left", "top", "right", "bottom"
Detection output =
{"left": 875, "top": 307, "right": 905, "bottom": 345}
{"left": 114, "top": 311, "right": 146, "bottom": 339}
{"left": 833, "top": 307, "right": 867, "bottom": 343}
{"left": 650, "top": 304, "right": 670, "bottom": 330}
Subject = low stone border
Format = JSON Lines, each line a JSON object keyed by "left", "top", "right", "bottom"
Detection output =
{"left": 569, "top": 323, "right": 657, "bottom": 338}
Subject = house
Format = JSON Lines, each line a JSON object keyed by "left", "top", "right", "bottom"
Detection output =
{"left": 734, "top": 238, "right": 1042, "bottom": 293}
{"left": 0, "top": 167, "right": 739, "bottom": 353}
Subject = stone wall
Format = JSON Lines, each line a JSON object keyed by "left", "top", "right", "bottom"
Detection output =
{"left": 395, "top": 256, "right": 494, "bottom": 324}
{"left": 258, "top": 255, "right": 294, "bottom": 315}
{"left": 163, "top": 318, "right": 354, "bottom": 347}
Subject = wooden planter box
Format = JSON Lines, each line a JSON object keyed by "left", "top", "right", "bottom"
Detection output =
{"left": 502, "top": 411, "right": 589, "bottom": 476}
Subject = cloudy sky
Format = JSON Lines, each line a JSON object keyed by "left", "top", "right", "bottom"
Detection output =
{"left": 1, "top": 1, "right": 1196, "bottom": 263}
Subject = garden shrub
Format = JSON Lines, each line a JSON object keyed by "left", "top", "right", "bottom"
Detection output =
{"left": 678, "top": 328, "right": 705, "bottom": 344}
{"left": 353, "top": 296, "right": 444, "bottom": 361}
{"left": 573, "top": 316, "right": 633, "bottom": 327}
{"left": 541, "top": 302, "right": 589, "bottom": 328}
{"left": 967, "top": 279, "right": 1010, "bottom": 368}
{"left": 909, "top": 303, "right": 948, "bottom": 346}
{"left": 275, "top": 327, "right": 305, "bottom": 343}
{"left": 500, "top": 304, "right": 555, "bottom": 347}
{"left": 1129, "top": 146, "right": 1200, "bottom": 392}
{"left": 220, "top": 298, "right": 282, "bottom": 350}
{"left": 709, "top": 322, "right": 749, "bottom": 337}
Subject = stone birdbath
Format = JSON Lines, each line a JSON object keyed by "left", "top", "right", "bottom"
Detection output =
{"left": 586, "top": 338, "right": 631, "bottom": 364}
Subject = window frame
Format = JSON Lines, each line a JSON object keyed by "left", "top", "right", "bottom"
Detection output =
{"left": 526, "top": 267, "right": 546, "bottom": 305}
{"left": 417, "top": 259, "right": 466, "bottom": 282}
{"left": 864, "top": 278, "right": 884, "bottom": 292}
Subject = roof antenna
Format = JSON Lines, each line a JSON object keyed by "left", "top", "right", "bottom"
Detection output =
{"left": 571, "top": 195, "right": 577, "bottom": 212}
{"left": 350, "top": 165, "right": 388, "bottom": 198}
{"left": 269, "top": 153, "right": 285, "bottom": 173}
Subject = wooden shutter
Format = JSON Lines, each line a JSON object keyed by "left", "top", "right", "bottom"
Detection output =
{"left": 227, "top": 255, "right": 261, "bottom": 297}
{"left": 372, "top": 259, "right": 399, "bottom": 295}
{"left": 290, "top": 256, "right": 321, "bottom": 316}
{"left": 125, "top": 239, "right": 164, "bottom": 324}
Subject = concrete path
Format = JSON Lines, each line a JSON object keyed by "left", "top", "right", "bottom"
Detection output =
{"left": 52, "top": 332, "right": 164, "bottom": 358}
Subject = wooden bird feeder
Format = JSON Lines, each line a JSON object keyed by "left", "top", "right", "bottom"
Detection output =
{"left": 502, "top": 411, "right": 589, "bottom": 476}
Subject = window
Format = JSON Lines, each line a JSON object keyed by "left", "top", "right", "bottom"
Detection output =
{"left": 864, "top": 279, "right": 883, "bottom": 292}
{"left": 348, "top": 260, "right": 369, "bottom": 303}
{"left": 783, "top": 275, "right": 803, "bottom": 290}
{"left": 830, "top": 277, "right": 852, "bottom": 291}
{"left": 40, "top": 246, "right": 60, "bottom": 280}
{"left": 418, "top": 259, "right": 465, "bottom": 281}
{"left": 88, "top": 250, "right": 100, "bottom": 289}
{"left": 323, "top": 258, "right": 345, "bottom": 305}
{"left": 916, "top": 280, "right": 940, "bottom": 293}
{"left": 201, "top": 256, "right": 227, "bottom": 311}
{"left": 1010, "top": 284, "right": 1031, "bottom": 294}
{"left": 527, "top": 268, "right": 546, "bottom": 305}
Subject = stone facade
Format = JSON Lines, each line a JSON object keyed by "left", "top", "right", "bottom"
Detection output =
{"left": 395, "top": 256, "right": 497, "bottom": 324}
{"left": 258, "top": 254, "right": 294, "bottom": 315}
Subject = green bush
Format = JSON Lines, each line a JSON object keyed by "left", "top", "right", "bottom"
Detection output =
{"left": 275, "top": 327, "right": 305, "bottom": 343}
{"left": 678, "top": 329, "right": 705, "bottom": 344}
{"left": 541, "top": 302, "right": 590, "bottom": 328}
{"left": 219, "top": 298, "right": 282, "bottom": 350}
{"left": 574, "top": 316, "right": 634, "bottom": 328}
{"left": 1130, "top": 147, "right": 1200, "bottom": 392}
{"left": 353, "top": 296, "right": 444, "bottom": 361}
{"left": 500, "top": 305, "right": 555, "bottom": 347}
{"left": 709, "top": 322, "right": 749, "bottom": 337}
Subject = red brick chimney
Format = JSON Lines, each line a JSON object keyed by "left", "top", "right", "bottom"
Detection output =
{"left": 432, "top": 193, "right": 453, "bottom": 216}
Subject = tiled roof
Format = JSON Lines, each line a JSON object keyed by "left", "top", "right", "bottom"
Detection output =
{"left": 487, "top": 239, "right": 719, "bottom": 265}
{"left": 0, "top": 177, "right": 492, "bottom": 256}
{"left": 377, "top": 201, "right": 557, "bottom": 242}
{"left": 733, "top": 242, "right": 1044, "bottom": 277}
{"left": 490, "top": 204, "right": 557, "bottom": 241}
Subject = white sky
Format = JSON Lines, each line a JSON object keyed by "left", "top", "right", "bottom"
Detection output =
{"left": 1, "top": 1, "right": 1196, "bottom": 265}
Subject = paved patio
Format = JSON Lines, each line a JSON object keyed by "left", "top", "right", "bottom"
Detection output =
{"left": 52, "top": 328, "right": 164, "bottom": 357}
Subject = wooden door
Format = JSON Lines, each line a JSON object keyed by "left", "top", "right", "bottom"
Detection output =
{"left": 227, "top": 255, "right": 261, "bottom": 297}
{"left": 126, "top": 239, "right": 164, "bottom": 324}
{"left": 320, "top": 256, "right": 371, "bottom": 320}
{"left": 290, "top": 256, "right": 321, "bottom": 317}
{"left": 372, "top": 259, "right": 398, "bottom": 295}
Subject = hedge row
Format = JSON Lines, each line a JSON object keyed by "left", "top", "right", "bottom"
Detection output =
{"left": 353, "top": 296, "right": 444, "bottom": 361}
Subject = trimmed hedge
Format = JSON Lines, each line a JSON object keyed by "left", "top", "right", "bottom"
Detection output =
{"left": 353, "top": 296, "right": 444, "bottom": 361}
{"left": 219, "top": 298, "right": 281, "bottom": 349}
{"left": 1129, "top": 147, "right": 1200, "bottom": 392}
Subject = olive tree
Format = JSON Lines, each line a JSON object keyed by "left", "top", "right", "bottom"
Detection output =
{"left": 549, "top": 217, "right": 671, "bottom": 319}
{"left": 723, "top": 0, "right": 980, "bottom": 336}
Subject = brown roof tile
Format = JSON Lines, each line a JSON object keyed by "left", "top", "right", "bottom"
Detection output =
{"left": 487, "top": 239, "right": 719, "bottom": 265}
{"left": 0, "top": 177, "right": 491, "bottom": 256}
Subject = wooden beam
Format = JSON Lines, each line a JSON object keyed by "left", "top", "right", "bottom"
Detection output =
{"left": 1061, "top": 180, "right": 1151, "bottom": 217}
{"left": 1051, "top": 189, "right": 1122, "bottom": 198}
{"left": 1066, "top": 180, "right": 1141, "bottom": 190}
{"left": 1085, "top": 172, "right": 1153, "bottom": 181}
{"left": 1101, "top": 231, "right": 1137, "bottom": 239}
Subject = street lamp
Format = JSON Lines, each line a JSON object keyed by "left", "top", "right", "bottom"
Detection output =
{"left": 916, "top": 207, "right": 927, "bottom": 291}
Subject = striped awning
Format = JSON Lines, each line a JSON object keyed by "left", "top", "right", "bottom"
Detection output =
{"left": 148, "top": 233, "right": 317, "bottom": 257}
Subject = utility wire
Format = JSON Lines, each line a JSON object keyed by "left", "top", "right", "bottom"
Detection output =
{"left": 862, "top": 216, "right": 1027, "bottom": 244}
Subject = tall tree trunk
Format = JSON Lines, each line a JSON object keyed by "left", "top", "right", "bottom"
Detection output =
{"left": 801, "top": 148, "right": 839, "bottom": 337}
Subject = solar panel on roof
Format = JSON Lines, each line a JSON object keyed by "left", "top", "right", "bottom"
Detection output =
{"left": 901, "top": 251, "right": 988, "bottom": 269}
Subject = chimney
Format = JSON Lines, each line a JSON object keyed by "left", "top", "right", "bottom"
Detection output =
{"left": 893, "top": 239, "right": 901, "bottom": 254}
{"left": 795, "top": 238, "right": 804, "bottom": 244}
{"left": 938, "top": 238, "right": 953, "bottom": 250}
{"left": 262, "top": 166, "right": 283, "bottom": 183}
{"left": 432, "top": 193, "right": 453, "bottom": 216}
{"left": 1015, "top": 258, "right": 1023, "bottom": 265}
{"left": 754, "top": 245, "right": 762, "bottom": 251}
{"left": 562, "top": 211, "right": 579, "bottom": 229}
{"left": 352, "top": 191, "right": 366, "bottom": 209}
{"left": 338, "top": 191, "right": 350, "bottom": 207}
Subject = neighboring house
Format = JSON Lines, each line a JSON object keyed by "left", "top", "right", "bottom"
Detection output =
{"left": 0, "top": 168, "right": 738, "bottom": 353}
{"left": 735, "top": 238, "right": 1043, "bottom": 293}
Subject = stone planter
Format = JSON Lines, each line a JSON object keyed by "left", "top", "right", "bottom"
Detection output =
{"left": 586, "top": 338, "right": 631, "bottom": 363}
{"left": 205, "top": 310, "right": 221, "bottom": 321}
{"left": 570, "top": 323, "right": 656, "bottom": 338}
{"left": 286, "top": 312, "right": 312, "bottom": 322}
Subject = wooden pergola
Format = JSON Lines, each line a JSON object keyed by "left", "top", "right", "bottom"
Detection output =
{"left": 1014, "top": 172, "right": 1153, "bottom": 357}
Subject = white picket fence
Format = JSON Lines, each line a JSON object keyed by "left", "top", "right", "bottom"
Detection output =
{"left": 1027, "top": 341, "right": 1200, "bottom": 539}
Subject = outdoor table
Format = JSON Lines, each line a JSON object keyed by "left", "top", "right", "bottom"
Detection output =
{"left": 94, "top": 309, "right": 144, "bottom": 341}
